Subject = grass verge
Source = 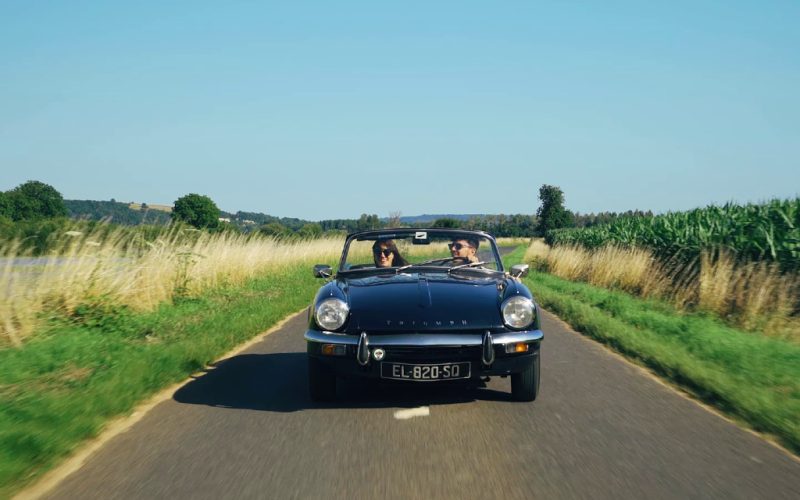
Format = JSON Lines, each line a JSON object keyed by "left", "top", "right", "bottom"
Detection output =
{"left": 0, "top": 264, "right": 319, "bottom": 498}
{"left": 503, "top": 245, "right": 800, "bottom": 455}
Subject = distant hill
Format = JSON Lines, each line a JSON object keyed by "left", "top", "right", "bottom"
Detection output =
{"left": 64, "top": 200, "right": 531, "bottom": 235}
{"left": 395, "top": 214, "right": 487, "bottom": 223}
{"left": 65, "top": 200, "right": 172, "bottom": 225}
{"left": 218, "top": 210, "right": 309, "bottom": 231}
{"left": 129, "top": 202, "right": 172, "bottom": 213}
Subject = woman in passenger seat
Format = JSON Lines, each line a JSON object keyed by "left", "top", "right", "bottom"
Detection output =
{"left": 373, "top": 239, "right": 409, "bottom": 268}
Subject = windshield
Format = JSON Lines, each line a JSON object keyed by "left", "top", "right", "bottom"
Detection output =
{"left": 339, "top": 230, "right": 502, "bottom": 273}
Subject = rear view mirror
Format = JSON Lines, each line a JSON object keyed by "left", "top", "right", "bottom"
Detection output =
{"left": 313, "top": 264, "right": 332, "bottom": 278}
{"left": 411, "top": 231, "right": 430, "bottom": 245}
{"left": 510, "top": 264, "right": 529, "bottom": 278}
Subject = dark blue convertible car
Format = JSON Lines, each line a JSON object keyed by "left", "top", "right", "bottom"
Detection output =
{"left": 305, "top": 228, "right": 543, "bottom": 401}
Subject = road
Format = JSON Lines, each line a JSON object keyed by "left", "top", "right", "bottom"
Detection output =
{"left": 44, "top": 311, "right": 799, "bottom": 499}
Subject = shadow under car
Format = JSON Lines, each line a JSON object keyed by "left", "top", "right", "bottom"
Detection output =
{"left": 173, "top": 352, "right": 515, "bottom": 412}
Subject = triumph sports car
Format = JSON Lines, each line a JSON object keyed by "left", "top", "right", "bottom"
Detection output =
{"left": 305, "top": 228, "right": 543, "bottom": 401}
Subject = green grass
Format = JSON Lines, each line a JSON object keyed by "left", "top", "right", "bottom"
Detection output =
{"left": 501, "top": 245, "right": 800, "bottom": 454}
{"left": 0, "top": 264, "right": 320, "bottom": 498}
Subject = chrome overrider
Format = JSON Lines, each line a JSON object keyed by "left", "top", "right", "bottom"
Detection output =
{"left": 356, "top": 332, "right": 370, "bottom": 366}
{"left": 306, "top": 329, "right": 543, "bottom": 363}
{"left": 481, "top": 331, "right": 495, "bottom": 366}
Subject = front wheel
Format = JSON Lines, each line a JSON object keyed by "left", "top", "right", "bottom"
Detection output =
{"left": 308, "top": 357, "right": 337, "bottom": 401}
{"left": 511, "top": 352, "right": 540, "bottom": 402}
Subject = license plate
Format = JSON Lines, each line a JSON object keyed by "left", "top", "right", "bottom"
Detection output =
{"left": 380, "top": 362, "right": 471, "bottom": 381}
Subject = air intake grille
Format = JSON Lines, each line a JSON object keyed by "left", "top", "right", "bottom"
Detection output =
{"left": 382, "top": 346, "right": 482, "bottom": 362}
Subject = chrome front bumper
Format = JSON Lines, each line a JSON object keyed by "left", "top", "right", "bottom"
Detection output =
{"left": 306, "top": 329, "right": 543, "bottom": 378}
{"left": 304, "top": 329, "right": 544, "bottom": 347}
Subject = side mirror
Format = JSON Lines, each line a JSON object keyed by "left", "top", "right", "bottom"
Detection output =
{"left": 510, "top": 264, "right": 529, "bottom": 278}
{"left": 313, "top": 264, "right": 332, "bottom": 278}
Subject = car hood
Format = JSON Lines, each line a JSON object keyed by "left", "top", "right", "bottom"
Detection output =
{"left": 342, "top": 273, "right": 505, "bottom": 333}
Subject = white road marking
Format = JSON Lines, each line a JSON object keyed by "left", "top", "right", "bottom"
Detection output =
{"left": 393, "top": 406, "right": 430, "bottom": 420}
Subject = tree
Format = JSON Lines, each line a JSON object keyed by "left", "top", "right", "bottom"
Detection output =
{"left": 297, "top": 222, "right": 323, "bottom": 238}
{"left": 172, "top": 193, "right": 220, "bottom": 229}
{"left": 259, "top": 222, "right": 290, "bottom": 238}
{"left": 386, "top": 211, "right": 402, "bottom": 227}
{"left": 535, "top": 184, "right": 574, "bottom": 235}
{"left": 319, "top": 218, "right": 358, "bottom": 232}
{"left": 0, "top": 191, "right": 10, "bottom": 219}
{"left": 432, "top": 217, "right": 460, "bottom": 228}
{"left": 7, "top": 180, "right": 67, "bottom": 221}
{"left": 356, "top": 213, "right": 381, "bottom": 230}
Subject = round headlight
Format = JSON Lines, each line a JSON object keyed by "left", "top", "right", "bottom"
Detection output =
{"left": 315, "top": 298, "right": 349, "bottom": 331}
{"left": 501, "top": 296, "right": 534, "bottom": 329}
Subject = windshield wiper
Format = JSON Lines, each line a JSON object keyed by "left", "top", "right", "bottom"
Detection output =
{"left": 448, "top": 261, "right": 488, "bottom": 274}
{"left": 413, "top": 257, "right": 459, "bottom": 266}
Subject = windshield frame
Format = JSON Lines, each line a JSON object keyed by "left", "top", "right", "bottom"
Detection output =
{"left": 336, "top": 228, "right": 504, "bottom": 276}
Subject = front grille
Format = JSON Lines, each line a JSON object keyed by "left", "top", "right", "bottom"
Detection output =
{"left": 381, "top": 346, "right": 482, "bottom": 362}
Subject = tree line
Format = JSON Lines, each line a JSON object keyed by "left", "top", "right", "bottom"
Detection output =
{"left": 2, "top": 180, "right": 648, "bottom": 239}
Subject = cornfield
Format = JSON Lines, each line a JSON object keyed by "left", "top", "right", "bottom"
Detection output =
{"left": 546, "top": 198, "right": 800, "bottom": 270}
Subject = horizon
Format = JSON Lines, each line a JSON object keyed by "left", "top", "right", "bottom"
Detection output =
{"left": 2, "top": 1, "right": 799, "bottom": 219}
{"left": 56, "top": 194, "right": 795, "bottom": 222}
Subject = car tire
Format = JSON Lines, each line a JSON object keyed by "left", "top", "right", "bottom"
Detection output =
{"left": 308, "top": 357, "right": 337, "bottom": 401}
{"left": 511, "top": 351, "right": 540, "bottom": 402}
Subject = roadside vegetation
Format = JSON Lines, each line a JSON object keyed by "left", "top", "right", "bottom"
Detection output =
{"left": 0, "top": 224, "right": 342, "bottom": 346}
{"left": 525, "top": 240, "right": 799, "bottom": 341}
{"left": 530, "top": 196, "right": 800, "bottom": 341}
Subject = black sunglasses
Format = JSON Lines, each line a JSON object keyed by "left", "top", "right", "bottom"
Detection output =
{"left": 374, "top": 248, "right": 393, "bottom": 257}
{"left": 448, "top": 243, "right": 471, "bottom": 251}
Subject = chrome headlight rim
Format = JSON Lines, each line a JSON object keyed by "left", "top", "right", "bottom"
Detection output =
{"left": 501, "top": 296, "right": 535, "bottom": 330}
{"left": 315, "top": 298, "right": 349, "bottom": 331}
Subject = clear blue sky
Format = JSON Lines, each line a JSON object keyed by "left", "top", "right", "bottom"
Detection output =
{"left": 1, "top": 0, "right": 798, "bottom": 220}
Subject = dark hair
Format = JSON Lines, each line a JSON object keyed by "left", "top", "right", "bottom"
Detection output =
{"left": 453, "top": 237, "right": 479, "bottom": 250}
{"left": 372, "top": 239, "right": 409, "bottom": 267}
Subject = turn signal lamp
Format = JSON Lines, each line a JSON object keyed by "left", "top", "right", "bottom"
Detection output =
{"left": 505, "top": 343, "right": 530, "bottom": 354}
{"left": 321, "top": 344, "right": 347, "bottom": 356}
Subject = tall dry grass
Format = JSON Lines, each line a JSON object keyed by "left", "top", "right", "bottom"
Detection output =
{"left": 525, "top": 240, "right": 668, "bottom": 296}
{"left": 693, "top": 251, "right": 799, "bottom": 333}
{"left": 525, "top": 240, "right": 800, "bottom": 340}
{"left": 0, "top": 225, "right": 345, "bottom": 347}
{"left": 496, "top": 237, "right": 532, "bottom": 247}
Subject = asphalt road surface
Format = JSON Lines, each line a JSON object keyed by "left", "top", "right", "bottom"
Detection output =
{"left": 44, "top": 311, "right": 800, "bottom": 500}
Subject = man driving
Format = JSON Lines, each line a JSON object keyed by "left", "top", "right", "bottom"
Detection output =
{"left": 448, "top": 237, "right": 479, "bottom": 263}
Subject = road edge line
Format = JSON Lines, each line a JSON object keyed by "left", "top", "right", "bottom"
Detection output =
{"left": 14, "top": 308, "right": 308, "bottom": 500}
